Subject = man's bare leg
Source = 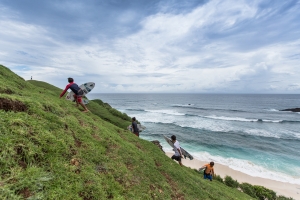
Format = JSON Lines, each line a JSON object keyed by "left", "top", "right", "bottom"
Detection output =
{"left": 80, "top": 102, "right": 89, "bottom": 112}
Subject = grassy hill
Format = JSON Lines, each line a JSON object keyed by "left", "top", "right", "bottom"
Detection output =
{"left": 0, "top": 64, "right": 253, "bottom": 199}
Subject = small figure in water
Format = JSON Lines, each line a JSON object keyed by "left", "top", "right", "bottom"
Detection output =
{"left": 31, "top": 76, "right": 32, "bottom": 80}
{"left": 59, "top": 77, "right": 89, "bottom": 113}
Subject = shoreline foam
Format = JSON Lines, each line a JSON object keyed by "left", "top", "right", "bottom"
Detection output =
{"left": 166, "top": 152, "right": 300, "bottom": 199}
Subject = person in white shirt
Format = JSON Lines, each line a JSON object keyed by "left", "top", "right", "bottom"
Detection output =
{"left": 171, "top": 135, "right": 183, "bottom": 166}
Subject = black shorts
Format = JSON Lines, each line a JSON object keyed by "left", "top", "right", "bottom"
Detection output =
{"left": 171, "top": 155, "right": 181, "bottom": 162}
{"left": 77, "top": 89, "right": 84, "bottom": 96}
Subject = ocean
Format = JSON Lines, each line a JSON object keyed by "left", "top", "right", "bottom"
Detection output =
{"left": 87, "top": 93, "right": 300, "bottom": 185}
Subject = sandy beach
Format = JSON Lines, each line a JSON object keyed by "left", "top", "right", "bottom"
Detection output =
{"left": 166, "top": 152, "right": 300, "bottom": 200}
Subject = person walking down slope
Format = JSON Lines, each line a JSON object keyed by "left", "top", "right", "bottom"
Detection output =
{"left": 171, "top": 135, "right": 183, "bottom": 166}
{"left": 59, "top": 77, "right": 89, "bottom": 113}
{"left": 199, "top": 162, "right": 215, "bottom": 181}
{"left": 131, "top": 117, "right": 139, "bottom": 137}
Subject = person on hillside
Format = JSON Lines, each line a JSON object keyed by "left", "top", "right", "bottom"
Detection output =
{"left": 59, "top": 77, "right": 89, "bottom": 113}
{"left": 199, "top": 162, "right": 215, "bottom": 181}
{"left": 171, "top": 135, "right": 183, "bottom": 166}
{"left": 131, "top": 117, "right": 139, "bottom": 137}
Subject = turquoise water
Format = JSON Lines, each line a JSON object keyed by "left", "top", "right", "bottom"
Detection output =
{"left": 88, "top": 93, "right": 300, "bottom": 184}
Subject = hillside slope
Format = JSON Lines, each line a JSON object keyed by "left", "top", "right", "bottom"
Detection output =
{"left": 0, "top": 65, "right": 252, "bottom": 199}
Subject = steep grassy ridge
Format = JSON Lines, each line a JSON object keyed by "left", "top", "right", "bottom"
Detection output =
{"left": 0, "top": 65, "right": 252, "bottom": 199}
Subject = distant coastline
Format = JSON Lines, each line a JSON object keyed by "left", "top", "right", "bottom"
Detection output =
{"left": 280, "top": 108, "right": 300, "bottom": 112}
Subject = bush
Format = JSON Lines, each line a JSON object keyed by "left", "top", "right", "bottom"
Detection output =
{"left": 214, "top": 174, "right": 224, "bottom": 183}
{"left": 253, "top": 185, "right": 276, "bottom": 200}
{"left": 224, "top": 176, "right": 239, "bottom": 188}
{"left": 277, "top": 195, "right": 294, "bottom": 200}
{"left": 239, "top": 183, "right": 257, "bottom": 198}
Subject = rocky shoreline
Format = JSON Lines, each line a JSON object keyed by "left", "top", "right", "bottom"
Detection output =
{"left": 280, "top": 108, "right": 300, "bottom": 112}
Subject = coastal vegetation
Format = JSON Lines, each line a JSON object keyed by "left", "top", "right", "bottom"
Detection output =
{"left": 0, "top": 64, "right": 293, "bottom": 199}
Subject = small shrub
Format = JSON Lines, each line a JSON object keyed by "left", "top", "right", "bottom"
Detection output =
{"left": 214, "top": 174, "right": 224, "bottom": 183}
{"left": 239, "top": 183, "right": 257, "bottom": 198}
{"left": 277, "top": 195, "right": 294, "bottom": 200}
{"left": 253, "top": 185, "right": 276, "bottom": 200}
{"left": 224, "top": 176, "right": 239, "bottom": 188}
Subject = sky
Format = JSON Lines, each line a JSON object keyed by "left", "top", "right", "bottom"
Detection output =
{"left": 0, "top": 0, "right": 300, "bottom": 93}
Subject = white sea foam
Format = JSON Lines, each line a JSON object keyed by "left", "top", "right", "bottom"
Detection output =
{"left": 262, "top": 119, "right": 282, "bottom": 123}
{"left": 132, "top": 110, "right": 300, "bottom": 139}
{"left": 244, "top": 129, "right": 281, "bottom": 138}
{"left": 266, "top": 109, "right": 279, "bottom": 112}
{"left": 172, "top": 104, "right": 195, "bottom": 107}
{"left": 204, "top": 115, "right": 283, "bottom": 123}
{"left": 205, "top": 115, "right": 258, "bottom": 122}
{"left": 144, "top": 109, "right": 186, "bottom": 116}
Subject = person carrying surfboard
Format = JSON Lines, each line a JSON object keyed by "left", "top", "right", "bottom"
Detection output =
{"left": 131, "top": 117, "right": 139, "bottom": 137}
{"left": 171, "top": 135, "right": 183, "bottom": 166}
{"left": 199, "top": 162, "right": 215, "bottom": 181}
{"left": 59, "top": 77, "right": 89, "bottom": 113}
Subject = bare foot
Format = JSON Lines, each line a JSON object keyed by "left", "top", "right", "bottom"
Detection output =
{"left": 82, "top": 110, "right": 89, "bottom": 113}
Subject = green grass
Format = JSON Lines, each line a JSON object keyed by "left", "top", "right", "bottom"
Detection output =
{"left": 0, "top": 64, "right": 254, "bottom": 199}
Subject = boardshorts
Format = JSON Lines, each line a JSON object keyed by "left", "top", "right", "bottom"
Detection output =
{"left": 171, "top": 155, "right": 181, "bottom": 162}
{"left": 73, "top": 89, "right": 84, "bottom": 103}
{"left": 204, "top": 173, "right": 212, "bottom": 181}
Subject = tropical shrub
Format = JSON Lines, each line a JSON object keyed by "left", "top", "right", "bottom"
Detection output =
{"left": 253, "top": 185, "right": 276, "bottom": 200}
{"left": 239, "top": 183, "right": 257, "bottom": 198}
{"left": 214, "top": 174, "right": 224, "bottom": 183}
{"left": 224, "top": 175, "right": 239, "bottom": 188}
{"left": 277, "top": 195, "right": 294, "bottom": 200}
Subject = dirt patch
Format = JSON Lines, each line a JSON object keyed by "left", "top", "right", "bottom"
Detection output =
{"left": 18, "top": 160, "right": 27, "bottom": 169}
{"left": 92, "top": 134, "right": 102, "bottom": 141}
{"left": 75, "top": 139, "right": 82, "bottom": 148}
{"left": 0, "top": 98, "right": 27, "bottom": 112}
{"left": 135, "top": 143, "right": 142, "bottom": 150}
{"left": 155, "top": 161, "right": 162, "bottom": 167}
{"left": 161, "top": 172, "right": 185, "bottom": 200}
{"left": 79, "top": 192, "right": 94, "bottom": 200}
{"left": 70, "top": 158, "right": 80, "bottom": 166}
{"left": 69, "top": 146, "right": 77, "bottom": 155}
{"left": 70, "top": 130, "right": 82, "bottom": 148}
{"left": 18, "top": 187, "right": 32, "bottom": 198}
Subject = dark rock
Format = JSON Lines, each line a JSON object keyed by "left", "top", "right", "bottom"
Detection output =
{"left": 280, "top": 108, "right": 300, "bottom": 112}
{"left": 151, "top": 140, "right": 164, "bottom": 153}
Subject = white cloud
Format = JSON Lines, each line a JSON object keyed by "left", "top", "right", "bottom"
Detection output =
{"left": 0, "top": 0, "right": 300, "bottom": 93}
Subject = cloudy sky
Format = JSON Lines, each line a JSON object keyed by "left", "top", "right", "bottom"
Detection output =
{"left": 0, "top": 0, "right": 300, "bottom": 93}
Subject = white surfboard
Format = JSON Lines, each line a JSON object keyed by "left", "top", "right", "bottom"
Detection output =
{"left": 83, "top": 99, "right": 89, "bottom": 105}
{"left": 66, "top": 82, "right": 95, "bottom": 101}
{"left": 127, "top": 124, "right": 146, "bottom": 132}
{"left": 163, "top": 135, "right": 193, "bottom": 160}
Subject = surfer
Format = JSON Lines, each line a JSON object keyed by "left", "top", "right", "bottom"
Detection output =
{"left": 171, "top": 135, "right": 183, "bottom": 166}
{"left": 59, "top": 77, "right": 89, "bottom": 113}
{"left": 131, "top": 117, "right": 139, "bottom": 137}
{"left": 199, "top": 162, "right": 215, "bottom": 181}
